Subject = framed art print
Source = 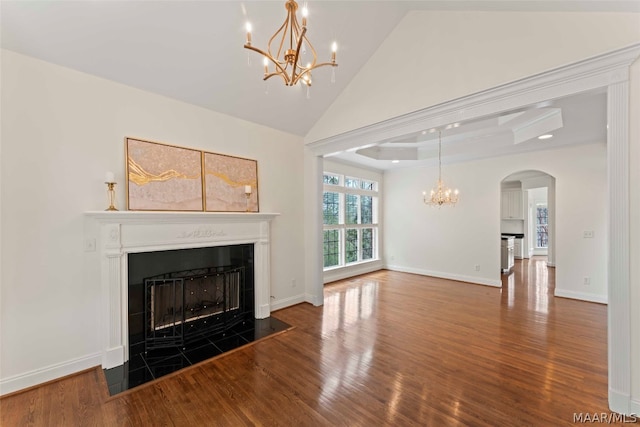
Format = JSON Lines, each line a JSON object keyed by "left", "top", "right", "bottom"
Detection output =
{"left": 126, "top": 138, "right": 203, "bottom": 211}
{"left": 203, "top": 151, "right": 259, "bottom": 212}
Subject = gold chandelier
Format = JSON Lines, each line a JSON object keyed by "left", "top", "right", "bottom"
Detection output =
{"left": 423, "top": 131, "right": 460, "bottom": 207}
{"left": 244, "top": 0, "right": 337, "bottom": 87}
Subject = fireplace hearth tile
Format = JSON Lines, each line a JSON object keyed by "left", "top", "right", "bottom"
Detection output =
{"left": 183, "top": 342, "right": 223, "bottom": 365}
{"left": 103, "top": 315, "right": 291, "bottom": 396}
{"left": 146, "top": 354, "right": 189, "bottom": 379}
{"left": 212, "top": 334, "right": 250, "bottom": 352}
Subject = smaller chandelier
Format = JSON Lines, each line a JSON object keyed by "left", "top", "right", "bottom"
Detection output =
{"left": 244, "top": 0, "right": 337, "bottom": 87}
{"left": 423, "top": 131, "right": 460, "bottom": 207}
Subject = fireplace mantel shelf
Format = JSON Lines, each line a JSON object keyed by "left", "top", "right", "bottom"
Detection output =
{"left": 85, "top": 211, "right": 280, "bottom": 223}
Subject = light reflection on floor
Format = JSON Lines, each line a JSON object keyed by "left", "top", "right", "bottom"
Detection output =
{"left": 502, "top": 256, "right": 551, "bottom": 314}
{"left": 320, "top": 281, "right": 378, "bottom": 403}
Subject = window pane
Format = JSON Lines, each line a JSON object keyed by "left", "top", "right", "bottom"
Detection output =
{"left": 323, "top": 192, "right": 340, "bottom": 225}
{"left": 345, "top": 229, "right": 358, "bottom": 263}
{"left": 323, "top": 230, "right": 340, "bottom": 267}
{"left": 536, "top": 206, "right": 548, "bottom": 225}
{"left": 345, "top": 177, "right": 359, "bottom": 188}
{"left": 536, "top": 225, "right": 548, "bottom": 247}
{"left": 323, "top": 174, "right": 340, "bottom": 185}
{"left": 536, "top": 206, "right": 548, "bottom": 248}
{"left": 345, "top": 194, "right": 358, "bottom": 225}
{"left": 361, "top": 180, "right": 377, "bottom": 191}
{"left": 362, "top": 228, "right": 373, "bottom": 260}
{"left": 361, "top": 196, "right": 373, "bottom": 224}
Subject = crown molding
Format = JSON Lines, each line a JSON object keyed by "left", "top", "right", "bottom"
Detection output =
{"left": 306, "top": 43, "right": 640, "bottom": 156}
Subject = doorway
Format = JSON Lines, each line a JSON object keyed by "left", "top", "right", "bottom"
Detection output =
{"left": 501, "top": 170, "right": 556, "bottom": 268}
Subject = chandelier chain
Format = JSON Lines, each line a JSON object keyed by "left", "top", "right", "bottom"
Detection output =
{"left": 424, "top": 130, "right": 460, "bottom": 207}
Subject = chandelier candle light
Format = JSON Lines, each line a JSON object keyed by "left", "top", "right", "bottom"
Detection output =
{"left": 244, "top": 0, "right": 338, "bottom": 87}
{"left": 423, "top": 131, "right": 459, "bottom": 207}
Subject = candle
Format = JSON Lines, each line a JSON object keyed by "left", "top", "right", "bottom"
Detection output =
{"left": 245, "top": 22, "right": 252, "bottom": 44}
{"left": 331, "top": 41, "right": 337, "bottom": 63}
{"left": 245, "top": 185, "right": 252, "bottom": 194}
{"left": 105, "top": 171, "right": 115, "bottom": 183}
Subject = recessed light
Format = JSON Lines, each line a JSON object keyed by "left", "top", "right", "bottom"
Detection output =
{"left": 421, "top": 130, "right": 427, "bottom": 135}
{"left": 538, "top": 134, "right": 553, "bottom": 140}
{"left": 391, "top": 160, "right": 400, "bottom": 163}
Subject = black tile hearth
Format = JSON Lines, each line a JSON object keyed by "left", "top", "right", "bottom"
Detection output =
{"left": 103, "top": 316, "right": 291, "bottom": 396}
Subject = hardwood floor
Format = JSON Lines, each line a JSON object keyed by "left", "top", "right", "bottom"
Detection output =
{"left": 1, "top": 257, "right": 612, "bottom": 426}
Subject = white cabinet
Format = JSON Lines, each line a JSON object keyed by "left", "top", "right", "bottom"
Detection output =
{"left": 514, "top": 238, "right": 523, "bottom": 259}
{"left": 501, "top": 189, "right": 523, "bottom": 220}
{"left": 501, "top": 238, "right": 515, "bottom": 272}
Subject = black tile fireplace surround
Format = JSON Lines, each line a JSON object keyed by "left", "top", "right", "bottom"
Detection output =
{"left": 103, "top": 244, "right": 290, "bottom": 395}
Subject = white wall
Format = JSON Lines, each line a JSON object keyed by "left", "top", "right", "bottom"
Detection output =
{"left": 322, "top": 159, "right": 384, "bottom": 284}
{"left": 384, "top": 142, "right": 607, "bottom": 302}
{"left": 0, "top": 50, "right": 306, "bottom": 394}
{"left": 306, "top": 10, "right": 640, "bottom": 143}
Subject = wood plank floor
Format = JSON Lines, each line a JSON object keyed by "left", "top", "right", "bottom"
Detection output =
{"left": 1, "top": 257, "right": 613, "bottom": 426}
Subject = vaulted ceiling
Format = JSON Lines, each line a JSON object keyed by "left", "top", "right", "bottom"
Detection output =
{"left": 2, "top": 1, "right": 636, "bottom": 170}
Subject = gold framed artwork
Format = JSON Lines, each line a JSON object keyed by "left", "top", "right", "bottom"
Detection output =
{"left": 126, "top": 138, "right": 204, "bottom": 211}
{"left": 204, "top": 152, "right": 258, "bottom": 212}
{"left": 125, "top": 137, "right": 259, "bottom": 212}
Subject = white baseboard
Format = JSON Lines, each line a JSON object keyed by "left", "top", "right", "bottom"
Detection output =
{"left": 384, "top": 264, "right": 502, "bottom": 288}
{"left": 554, "top": 288, "right": 607, "bottom": 304}
{"left": 305, "top": 292, "right": 323, "bottom": 307}
{"left": 270, "top": 293, "right": 307, "bottom": 312}
{"left": 630, "top": 397, "right": 640, "bottom": 416}
{"left": 609, "top": 388, "right": 631, "bottom": 414}
{"left": 0, "top": 352, "right": 102, "bottom": 397}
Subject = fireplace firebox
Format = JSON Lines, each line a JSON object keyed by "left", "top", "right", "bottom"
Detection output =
{"left": 144, "top": 265, "right": 244, "bottom": 350}
{"left": 128, "top": 244, "right": 254, "bottom": 356}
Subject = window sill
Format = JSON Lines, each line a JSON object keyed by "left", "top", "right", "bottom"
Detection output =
{"left": 323, "top": 259, "right": 383, "bottom": 284}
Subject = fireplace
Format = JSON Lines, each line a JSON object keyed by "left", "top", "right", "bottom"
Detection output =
{"left": 84, "top": 211, "right": 278, "bottom": 369}
{"left": 128, "top": 244, "right": 254, "bottom": 354}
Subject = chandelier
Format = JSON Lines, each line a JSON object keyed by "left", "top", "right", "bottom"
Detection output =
{"left": 244, "top": 0, "right": 337, "bottom": 87}
{"left": 423, "top": 131, "right": 460, "bottom": 207}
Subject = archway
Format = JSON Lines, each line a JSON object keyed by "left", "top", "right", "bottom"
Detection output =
{"left": 501, "top": 170, "right": 556, "bottom": 269}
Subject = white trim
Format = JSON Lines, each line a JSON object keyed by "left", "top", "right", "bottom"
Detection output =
{"left": 385, "top": 264, "right": 502, "bottom": 288}
{"left": 0, "top": 352, "right": 101, "bottom": 396}
{"left": 607, "top": 78, "right": 632, "bottom": 414}
{"left": 84, "top": 211, "right": 278, "bottom": 370}
{"left": 306, "top": 44, "right": 640, "bottom": 154}
{"left": 609, "top": 389, "right": 632, "bottom": 415}
{"left": 324, "top": 260, "right": 383, "bottom": 284}
{"left": 554, "top": 289, "right": 607, "bottom": 304}
{"left": 271, "top": 294, "right": 307, "bottom": 312}
{"left": 630, "top": 398, "right": 640, "bottom": 416}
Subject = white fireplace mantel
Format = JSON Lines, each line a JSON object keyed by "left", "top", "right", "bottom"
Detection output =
{"left": 84, "top": 211, "right": 279, "bottom": 369}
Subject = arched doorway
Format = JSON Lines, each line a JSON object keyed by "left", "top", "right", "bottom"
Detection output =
{"left": 501, "top": 170, "right": 556, "bottom": 268}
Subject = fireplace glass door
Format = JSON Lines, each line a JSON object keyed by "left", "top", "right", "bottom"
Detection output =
{"left": 144, "top": 266, "right": 244, "bottom": 351}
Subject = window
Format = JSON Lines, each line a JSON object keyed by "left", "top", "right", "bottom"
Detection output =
{"left": 322, "top": 173, "right": 379, "bottom": 269}
{"left": 323, "top": 173, "right": 340, "bottom": 185}
{"left": 323, "top": 192, "right": 340, "bottom": 225}
{"left": 323, "top": 230, "right": 340, "bottom": 267}
{"left": 536, "top": 204, "right": 548, "bottom": 248}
